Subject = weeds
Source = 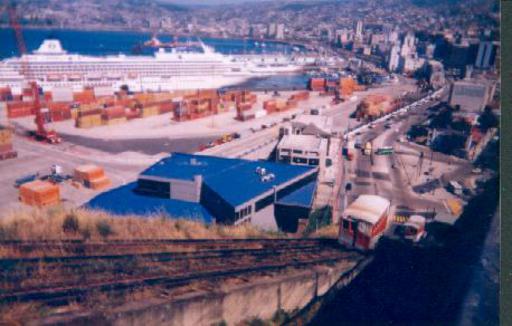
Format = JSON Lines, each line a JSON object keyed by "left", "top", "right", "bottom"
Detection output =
{"left": 0, "top": 206, "right": 276, "bottom": 242}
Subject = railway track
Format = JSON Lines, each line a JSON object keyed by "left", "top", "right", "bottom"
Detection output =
{"left": 0, "top": 238, "right": 364, "bottom": 307}
{"left": 0, "top": 238, "right": 333, "bottom": 258}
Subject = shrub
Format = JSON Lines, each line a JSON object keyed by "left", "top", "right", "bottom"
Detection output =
{"left": 62, "top": 214, "right": 79, "bottom": 234}
{"left": 96, "top": 220, "right": 113, "bottom": 239}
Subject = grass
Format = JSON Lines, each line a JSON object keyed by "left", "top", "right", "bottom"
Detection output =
{"left": 0, "top": 206, "right": 279, "bottom": 242}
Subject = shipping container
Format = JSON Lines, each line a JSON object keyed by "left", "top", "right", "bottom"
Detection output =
{"left": 73, "top": 165, "right": 105, "bottom": 183}
{"left": 19, "top": 180, "right": 60, "bottom": 207}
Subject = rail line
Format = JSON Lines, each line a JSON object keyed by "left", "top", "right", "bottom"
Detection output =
{"left": 0, "top": 239, "right": 364, "bottom": 306}
{"left": 0, "top": 238, "right": 336, "bottom": 257}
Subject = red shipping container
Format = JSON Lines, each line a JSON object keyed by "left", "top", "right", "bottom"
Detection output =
{"left": 102, "top": 106, "right": 125, "bottom": 120}
{"left": 44, "top": 92, "right": 53, "bottom": 102}
{"left": 51, "top": 108, "right": 72, "bottom": 122}
{"left": 78, "top": 108, "right": 103, "bottom": 117}
{"left": 159, "top": 101, "right": 177, "bottom": 114}
{"left": 0, "top": 143, "right": 13, "bottom": 153}
{"left": 125, "top": 109, "right": 141, "bottom": 120}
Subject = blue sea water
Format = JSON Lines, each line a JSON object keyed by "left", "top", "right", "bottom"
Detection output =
{"left": 0, "top": 28, "right": 302, "bottom": 59}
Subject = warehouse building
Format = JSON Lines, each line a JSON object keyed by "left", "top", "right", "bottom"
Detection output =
{"left": 88, "top": 153, "right": 318, "bottom": 232}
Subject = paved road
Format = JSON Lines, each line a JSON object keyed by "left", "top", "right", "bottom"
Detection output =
{"left": 339, "top": 92, "right": 457, "bottom": 218}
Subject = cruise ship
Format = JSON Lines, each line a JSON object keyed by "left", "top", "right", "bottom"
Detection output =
{"left": 0, "top": 39, "right": 309, "bottom": 93}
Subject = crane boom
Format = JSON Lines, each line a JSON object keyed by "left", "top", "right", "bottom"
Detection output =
{"left": 7, "top": 1, "right": 61, "bottom": 144}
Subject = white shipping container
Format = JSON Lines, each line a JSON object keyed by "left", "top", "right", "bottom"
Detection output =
{"left": 254, "top": 110, "right": 267, "bottom": 119}
{"left": 52, "top": 87, "right": 74, "bottom": 102}
{"left": 94, "top": 86, "right": 115, "bottom": 97}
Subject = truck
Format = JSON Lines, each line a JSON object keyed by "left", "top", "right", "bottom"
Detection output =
{"left": 363, "top": 141, "right": 372, "bottom": 155}
{"left": 387, "top": 215, "right": 427, "bottom": 244}
{"left": 338, "top": 194, "right": 391, "bottom": 250}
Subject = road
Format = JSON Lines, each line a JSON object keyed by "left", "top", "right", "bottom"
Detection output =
{"left": 337, "top": 86, "right": 465, "bottom": 219}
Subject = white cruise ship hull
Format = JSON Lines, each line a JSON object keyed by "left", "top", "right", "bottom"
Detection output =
{"left": 0, "top": 39, "right": 305, "bottom": 94}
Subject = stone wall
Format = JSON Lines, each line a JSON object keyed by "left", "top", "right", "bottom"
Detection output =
{"left": 39, "top": 258, "right": 371, "bottom": 326}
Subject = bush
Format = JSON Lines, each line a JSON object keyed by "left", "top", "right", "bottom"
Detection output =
{"left": 62, "top": 214, "right": 79, "bottom": 234}
{"left": 96, "top": 220, "right": 113, "bottom": 238}
{"left": 305, "top": 207, "right": 332, "bottom": 235}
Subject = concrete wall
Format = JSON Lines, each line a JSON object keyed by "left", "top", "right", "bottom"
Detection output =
{"left": 42, "top": 258, "right": 371, "bottom": 326}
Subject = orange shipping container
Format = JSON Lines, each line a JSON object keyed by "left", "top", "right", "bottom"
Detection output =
{"left": 87, "top": 176, "right": 112, "bottom": 190}
{"left": 19, "top": 180, "right": 60, "bottom": 207}
{"left": 73, "top": 165, "right": 105, "bottom": 183}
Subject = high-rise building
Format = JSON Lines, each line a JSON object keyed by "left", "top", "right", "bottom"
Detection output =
{"left": 388, "top": 30, "right": 399, "bottom": 44}
{"left": 276, "top": 24, "right": 285, "bottom": 40}
{"left": 388, "top": 44, "right": 401, "bottom": 72}
{"left": 401, "top": 32, "right": 416, "bottom": 57}
{"left": 475, "top": 41, "right": 495, "bottom": 69}
{"left": 355, "top": 20, "right": 363, "bottom": 41}
{"left": 267, "top": 23, "right": 277, "bottom": 38}
{"left": 427, "top": 60, "right": 445, "bottom": 89}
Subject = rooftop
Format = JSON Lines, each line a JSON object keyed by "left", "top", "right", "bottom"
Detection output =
{"left": 86, "top": 182, "right": 213, "bottom": 223}
{"left": 276, "top": 180, "right": 317, "bottom": 207}
{"left": 344, "top": 195, "right": 390, "bottom": 224}
{"left": 141, "top": 153, "right": 317, "bottom": 207}
{"left": 292, "top": 114, "right": 333, "bottom": 134}
{"left": 278, "top": 134, "right": 327, "bottom": 151}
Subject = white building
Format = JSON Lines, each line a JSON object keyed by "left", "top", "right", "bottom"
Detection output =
{"left": 388, "top": 44, "right": 401, "bottom": 72}
{"left": 355, "top": 20, "right": 364, "bottom": 42}
{"left": 276, "top": 24, "right": 285, "bottom": 40}
{"left": 277, "top": 134, "right": 328, "bottom": 169}
{"left": 401, "top": 32, "right": 417, "bottom": 57}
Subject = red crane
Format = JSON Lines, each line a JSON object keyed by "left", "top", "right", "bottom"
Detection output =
{"left": 7, "top": 2, "right": 61, "bottom": 144}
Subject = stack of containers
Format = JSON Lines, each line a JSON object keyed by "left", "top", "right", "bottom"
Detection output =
{"left": 286, "top": 97, "right": 298, "bottom": 110}
{"left": 76, "top": 107, "right": 103, "bottom": 128}
{"left": 158, "top": 101, "right": 178, "bottom": 114}
{"left": 275, "top": 99, "right": 288, "bottom": 112}
{"left": 339, "top": 77, "right": 357, "bottom": 97}
{"left": 140, "top": 103, "right": 160, "bottom": 118}
{"left": 73, "top": 88, "right": 96, "bottom": 104}
{"left": 263, "top": 100, "right": 277, "bottom": 113}
{"left": 19, "top": 180, "right": 60, "bottom": 207}
{"left": 309, "top": 78, "right": 326, "bottom": 91}
{"left": 48, "top": 102, "right": 72, "bottom": 122}
{"left": 0, "top": 126, "right": 17, "bottom": 160}
{"left": 102, "top": 105, "right": 126, "bottom": 125}
{"left": 6, "top": 101, "right": 35, "bottom": 118}
{"left": 290, "top": 91, "right": 310, "bottom": 101}
{"left": 0, "top": 87, "right": 12, "bottom": 101}
{"left": 73, "top": 165, "right": 111, "bottom": 190}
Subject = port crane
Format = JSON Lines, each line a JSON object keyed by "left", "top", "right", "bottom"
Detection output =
{"left": 7, "top": 1, "right": 61, "bottom": 144}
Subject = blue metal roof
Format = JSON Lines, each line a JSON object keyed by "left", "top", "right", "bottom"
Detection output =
{"left": 85, "top": 182, "right": 213, "bottom": 223}
{"left": 276, "top": 180, "right": 317, "bottom": 207}
{"left": 141, "top": 153, "right": 316, "bottom": 207}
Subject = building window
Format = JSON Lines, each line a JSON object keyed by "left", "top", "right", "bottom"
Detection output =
{"left": 293, "top": 157, "right": 308, "bottom": 164}
{"left": 293, "top": 149, "right": 303, "bottom": 154}
{"left": 308, "top": 159, "right": 320, "bottom": 166}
